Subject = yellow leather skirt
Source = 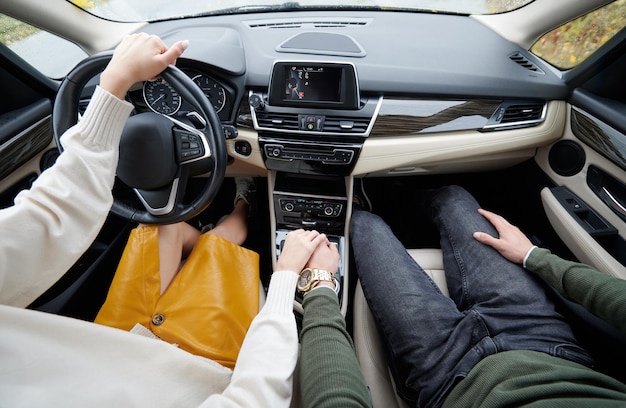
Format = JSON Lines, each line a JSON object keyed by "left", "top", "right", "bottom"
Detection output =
{"left": 95, "top": 225, "right": 260, "bottom": 369}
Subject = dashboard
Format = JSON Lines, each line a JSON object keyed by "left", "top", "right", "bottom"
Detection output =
{"left": 116, "top": 10, "right": 568, "bottom": 179}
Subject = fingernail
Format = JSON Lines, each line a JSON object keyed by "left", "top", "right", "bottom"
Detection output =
{"left": 180, "top": 40, "right": 189, "bottom": 50}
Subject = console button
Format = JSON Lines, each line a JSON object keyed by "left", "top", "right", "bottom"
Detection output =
{"left": 234, "top": 141, "right": 252, "bottom": 156}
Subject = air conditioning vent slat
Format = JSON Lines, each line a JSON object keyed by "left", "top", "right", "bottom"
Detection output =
{"left": 323, "top": 116, "right": 370, "bottom": 133}
{"left": 255, "top": 112, "right": 371, "bottom": 134}
{"left": 509, "top": 52, "right": 545, "bottom": 74}
{"left": 78, "top": 99, "right": 91, "bottom": 116}
{"left": 501, "top": 104, "right": 544, "bottom": 123}
{"left": 256, "top": 112, "right": 300, "bottom": 131}
{"left": 246, "top": 19, "right": 369, "bottom": 29}
{"left": 483, "top": 101, "right": 547, "bottom": 131}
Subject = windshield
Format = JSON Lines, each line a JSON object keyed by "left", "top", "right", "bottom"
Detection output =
{"left": 69, "top": 0, "right": 534, "bottom": 22}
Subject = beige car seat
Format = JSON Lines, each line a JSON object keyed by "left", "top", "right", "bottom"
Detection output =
{"left": 353, "top": 248, "right": 447, "bottom": 408}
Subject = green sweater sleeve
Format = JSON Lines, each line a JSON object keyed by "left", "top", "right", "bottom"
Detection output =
{"left": 527, "top": 247, "right": 626, "bottom": 336}
{"left": 299, "top": 288, "right": 372, "bottom": 408}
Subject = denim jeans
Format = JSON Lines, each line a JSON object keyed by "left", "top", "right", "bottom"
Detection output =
{"left": 350, "top": 185, "right": 593, "bottom": 408}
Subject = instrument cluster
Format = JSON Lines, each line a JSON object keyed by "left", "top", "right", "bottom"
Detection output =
{"left": 127, "top": 68, "right": 233, "bottom": 121}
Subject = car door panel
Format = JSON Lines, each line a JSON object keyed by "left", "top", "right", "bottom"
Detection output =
{"left": 535, "top": 108, "right": 626, "bottom": 278}
{"left": 0, "top": 43, "right": 57, "bottom": 207}
{"left": 0, "top": 101, "right": 54, "bottom": 176}
{"left": 540, "top": 186, "right": 626, "bottom": 279}
{"left": 531, "top": 24, "right": 626, "bottom": 278}
{"left": 534, "top": 109, "right": 626, "bottom": 278}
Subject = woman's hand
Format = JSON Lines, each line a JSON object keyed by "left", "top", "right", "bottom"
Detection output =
{"left": 100, "top": 33, "right": 188, "bottom": 99}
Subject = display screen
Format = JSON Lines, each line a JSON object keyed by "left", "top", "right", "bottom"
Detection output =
{"left": 268, "top": 62, "right": 359, "bottom": 109}
{"left": 282, "top": 66, "right": 341, "bottom": 103}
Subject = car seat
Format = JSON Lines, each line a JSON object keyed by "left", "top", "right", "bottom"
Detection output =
{"left": 353, "top": 248, "right": 446, "bottom": 408}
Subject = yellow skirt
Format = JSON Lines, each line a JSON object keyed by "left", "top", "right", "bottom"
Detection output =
{"left": 95, "top": 225, "right": 260, "bottom": 369}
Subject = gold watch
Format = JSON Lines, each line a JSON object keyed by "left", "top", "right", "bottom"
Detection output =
{"left": 297, "top": 268, "right": 335, "bottom": 292}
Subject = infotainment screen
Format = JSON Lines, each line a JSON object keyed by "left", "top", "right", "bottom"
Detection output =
{"left": 284, "top": 66, "right": 341, "bottom": 102}
{"left": 268, "top": 62, "right": 359, "bottom": 109}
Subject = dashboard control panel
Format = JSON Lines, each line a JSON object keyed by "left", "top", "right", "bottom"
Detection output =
{"left": 264, "top": 143, "right": 354, "bottom": 164}
{"left": 279, "top": 197, "right": 343, "bottom": 217}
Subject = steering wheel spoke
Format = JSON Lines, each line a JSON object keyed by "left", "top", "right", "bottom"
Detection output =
{"left": 133, "top": 165, "right": 190, "bottom": 217}
{"left": 168, "top": 115, "right": 213, "bottom": 166}
{"left": 134, "top": 178, "right": 182, "bottom": 217}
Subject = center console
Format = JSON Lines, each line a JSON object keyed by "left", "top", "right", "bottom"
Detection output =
{"left": 269, "top": 171, "right": 352, "bottom": 315}
{"left": 251, "top": 61, "right": 376, "bottom": 315}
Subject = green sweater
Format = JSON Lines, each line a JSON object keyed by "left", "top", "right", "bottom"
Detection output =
{"left": 299, "top": 288, "right": 372, "bottom": 408}
{"left": 443, "top": 248, "right": 626, "bottom": 408}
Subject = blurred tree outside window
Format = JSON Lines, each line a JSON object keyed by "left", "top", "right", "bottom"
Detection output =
{"left": 0, "top": 14, "right": 87, "bottom": 79}
{"left": 531, "top": 0, "right": 626, "bottom": 69}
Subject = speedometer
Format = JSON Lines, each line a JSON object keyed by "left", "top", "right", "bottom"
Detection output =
{"left": 192, "top": 74, "right": 226, "bottom": 113}
{"left": 143, "top": 77, "right": 181, "bottom": 115}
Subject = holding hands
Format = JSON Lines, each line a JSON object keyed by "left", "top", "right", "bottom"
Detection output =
{"left": 276, "top": 229, "right": 340, "bottom": 283}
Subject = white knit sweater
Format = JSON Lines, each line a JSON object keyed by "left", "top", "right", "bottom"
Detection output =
{"left": 0, "top": 87, "right": 300, "bottom": 407}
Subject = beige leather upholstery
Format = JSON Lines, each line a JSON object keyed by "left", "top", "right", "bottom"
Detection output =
{"left": 353, "top": 248, "right": 447, "bottom": 408}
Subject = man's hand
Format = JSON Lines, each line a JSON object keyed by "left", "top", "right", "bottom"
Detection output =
{"left": 473, "top": 208, "right": 534, "bottom": 264}
{"left": 305, "top": 236, "right": 339, "bottom": 275}
{"left": 100, "top": 33, "right": 188, "bottom": 100}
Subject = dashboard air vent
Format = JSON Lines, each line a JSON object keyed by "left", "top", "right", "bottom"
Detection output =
{"left": 245, "top": 18, "right": 371, "bottom": 29}
{"left": 483, "top": 101, "right": 547, "bottom": 131}
{"left": 323, "top": 115, "right": 370, "bottom": 133}
{"left": 509, "top": 52, "right": 545, "bottom": 74}
{"left": 254, "top": 111, "right": 372, "bottom": 135}
{"left": 255, "top": 112, "right": 300, "bottom": 131}
{"left": 501, "top": 103, "right": 545, "bottom": 124}
{"left": 78, "top": 99, "right": 90, "bottom": 116}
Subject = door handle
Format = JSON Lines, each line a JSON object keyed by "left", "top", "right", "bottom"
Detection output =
{"left": 602, "top": 187, "right": 626, "bottom": 218}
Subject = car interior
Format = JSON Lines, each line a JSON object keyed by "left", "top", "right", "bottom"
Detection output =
{"left": 1, "top": 0, "right": 625, "bottom": 405}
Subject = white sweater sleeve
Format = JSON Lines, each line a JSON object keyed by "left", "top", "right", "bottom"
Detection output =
{"left": 0, "top": 86, "right": 133, "bottom": 307}
{"left": 202, "top": 270, "right": 300, "bottom": 408}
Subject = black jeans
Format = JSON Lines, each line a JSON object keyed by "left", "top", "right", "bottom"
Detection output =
{"left": 350, "top": 185, "right": 592, "bottom": 407}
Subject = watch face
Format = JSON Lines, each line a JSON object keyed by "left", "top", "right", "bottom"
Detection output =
{"left": 297, "top": 268, "right": 312, "bottom": 291}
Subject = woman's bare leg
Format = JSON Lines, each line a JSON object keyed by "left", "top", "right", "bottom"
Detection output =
{"left": 204, "top": 199, "right": 249, "bottom": 245}
{"left": 156, "top": 177, "right": 254, "bottom": 293}
{"left": 156, "top": 222, "right": 201, "bottom": 294}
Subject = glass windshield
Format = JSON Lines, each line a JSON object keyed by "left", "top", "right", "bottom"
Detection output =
{"left": 69, "top": 0, "right": 534, "bottom": 22}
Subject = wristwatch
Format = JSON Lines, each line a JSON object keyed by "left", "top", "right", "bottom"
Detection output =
{"left": 297, "top": 268, "right": 335, "bottom": 292}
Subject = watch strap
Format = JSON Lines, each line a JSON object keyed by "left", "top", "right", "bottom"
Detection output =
{"left": 298, "top": 268, "right": 335, "bottom": 292}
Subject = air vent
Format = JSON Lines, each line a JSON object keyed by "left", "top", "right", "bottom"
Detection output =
{"left": 483, "top": 101, "right": 547, "bottom": 131}
{"left": 323, "top": 115, "right": 370, "bottom": 133}
{"left": 78, "top": 99, "right": 90, "bottom": 116}
{"left": 254, "top": 111, "right": 372, "bottom": 135}
{"left": 245, "top": 17, "right": 371, "bottom": 29}
{"left": 255, "top": 112, "right": 300, "bottom": 131}
{"left": 509, "top": 52, "right": 545, "bottom": 74}
{"left": 501, "top": 103, "right": 545, "bottom": 123}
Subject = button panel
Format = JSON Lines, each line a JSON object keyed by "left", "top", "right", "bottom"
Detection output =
{"left": 279, "top": 198, "right": 343, "bottom": 217}
{"left": 264, "top": 143, "right": 353, "bottom": 164}
{"left": 174, "top": 129, "right": 205, "bottom": 163}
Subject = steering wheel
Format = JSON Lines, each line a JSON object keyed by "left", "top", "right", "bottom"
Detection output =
{"left": 52, "top": 52, "right": 227, "bottom": 224}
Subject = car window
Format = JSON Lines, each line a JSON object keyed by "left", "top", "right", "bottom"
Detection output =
{"left": 0, "top": 14, "right": 87, "bottom": 79}
{"left": 530, "top": 0, "right": 626, "bottom": 70}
